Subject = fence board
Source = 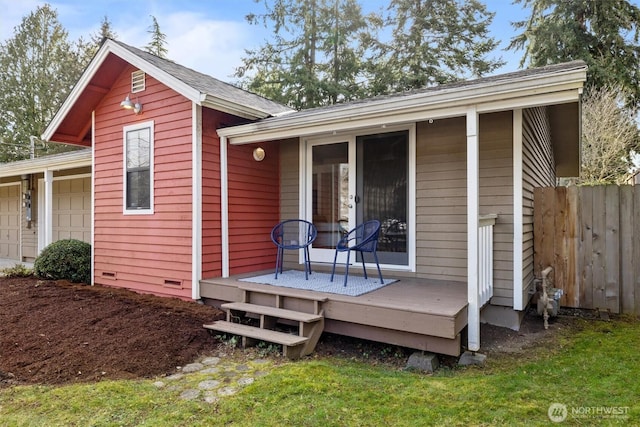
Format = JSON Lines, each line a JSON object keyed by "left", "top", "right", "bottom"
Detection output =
{"left": 591, "top": 186, "right": 607, "bottom": 311}
{"left": 534, "top": 185, "right": 639, "bottom": 314}
{"left": 604, "top": 186, "right": 620, "bottom": 313}
{"left": 580, "top": 187, "right": 593, "bottom": 310}
{"left": 554, "top": 187, "right": 568, "bottom": 306}
{"left": 620, "top": 186, "right": 634, "bottom": 314}
{"left": 566, "top": 186, "right": 579, "bottom": 307}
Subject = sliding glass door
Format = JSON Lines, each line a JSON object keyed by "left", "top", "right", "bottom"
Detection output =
{"left": 307, "top": 130, "right": 409, "bottom": 266}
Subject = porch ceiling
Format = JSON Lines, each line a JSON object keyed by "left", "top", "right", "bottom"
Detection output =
{"left": 550, "top": 102, "right": 580, "bottom": 177}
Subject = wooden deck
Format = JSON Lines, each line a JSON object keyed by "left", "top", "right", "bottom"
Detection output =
{"left": 200, "top": 272, "right": 468, "bottom": 356}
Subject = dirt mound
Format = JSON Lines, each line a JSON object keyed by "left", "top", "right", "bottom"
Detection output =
{"left": 0, "top": 277, "right": 224, "bottom": 386}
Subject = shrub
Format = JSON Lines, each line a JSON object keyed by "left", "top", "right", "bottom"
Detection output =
{"left": 34, "top": 239, "right": 91, "bottom": 284}
{"left": 2, "top": 263, "right": 33, "bottom": 278}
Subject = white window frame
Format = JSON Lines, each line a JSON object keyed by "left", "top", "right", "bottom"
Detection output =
{"left": 123, "top": 120, "right": 154, "bottom": 215}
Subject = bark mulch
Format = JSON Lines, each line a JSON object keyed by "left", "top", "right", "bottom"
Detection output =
{"left": 0, "top": 276, "right": 224, "bottom": 387}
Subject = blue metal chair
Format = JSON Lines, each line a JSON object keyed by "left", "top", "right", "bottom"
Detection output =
{"left": 330, "top": 219, "right": 384, "bottom": 287}
{"left": 271, "top": 219, "right": 317, "bottom": 280}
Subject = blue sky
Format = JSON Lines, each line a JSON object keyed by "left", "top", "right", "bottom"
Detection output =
{"left": 0, "top": 0, "right": 530, "bottom": 81}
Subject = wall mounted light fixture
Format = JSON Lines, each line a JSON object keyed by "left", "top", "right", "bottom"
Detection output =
{"left": 253, "top": 147, "right": 265, "bottom": 161}
{"left": 121, "top": 95, "right": 143, "bottom": 114}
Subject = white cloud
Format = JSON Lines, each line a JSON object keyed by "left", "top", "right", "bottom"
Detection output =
{"left": 163, "top": 12, "right": 251, "bottom": 81}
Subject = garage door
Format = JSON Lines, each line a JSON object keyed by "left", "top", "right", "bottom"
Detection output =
{"left": 0, "top": 184, "right": 20, "bottom": 259}
{"left": 52, "top": 177, "right": 91, "bottom": 243}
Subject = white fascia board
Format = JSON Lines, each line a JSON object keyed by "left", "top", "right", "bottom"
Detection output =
{"left": 0, "top": 150, "right": 92, "bottom": 178}
{"left": 219, "top": 71, "right": 586, "bottom": 145}
{"left": 200, "top": 95, "right": 280, "bottom": 120}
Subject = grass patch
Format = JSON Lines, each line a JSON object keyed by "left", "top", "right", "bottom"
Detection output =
{"left": 1, "top": 317, "right": 639, "bottom": 426}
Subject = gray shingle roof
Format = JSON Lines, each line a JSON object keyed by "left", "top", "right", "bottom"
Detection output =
{"left": 112, "top": 39, "right": 293, "bottom": 117}
{"left": 249, "top": 60, "right": 588, "bottom": 123}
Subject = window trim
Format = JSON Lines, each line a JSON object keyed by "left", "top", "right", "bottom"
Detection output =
{"left": 123, "top": 120, "right": 154, "bottom": 215}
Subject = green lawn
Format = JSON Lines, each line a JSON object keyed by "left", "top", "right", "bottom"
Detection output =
{"left": 1, "top": 317, "right": 638, "bottom": 426}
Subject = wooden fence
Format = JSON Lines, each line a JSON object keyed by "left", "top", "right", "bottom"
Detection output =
{"left": 534, "top": 185, "right": 640, "bottom": 315}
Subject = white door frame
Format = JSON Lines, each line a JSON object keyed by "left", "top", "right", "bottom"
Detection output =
{"left": 299, "top": 125, "right": 416, "bottom": 271}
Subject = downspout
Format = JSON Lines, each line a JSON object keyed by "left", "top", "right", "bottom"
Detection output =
{"left": 466, "top": 106, "right": 480, "bottom": 352}
{"left": 192, "top": 103, "right": 203, "bottom": 299}
{"left": 220, "top": 135, "right": 229, "bottom": 278}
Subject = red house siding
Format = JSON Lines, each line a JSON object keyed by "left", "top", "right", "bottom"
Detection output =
{"left": 227, "top": 142, "right": 280, "bottom": 275}
{"left": 93, "top": 65, "right": 194, "bottom": 299}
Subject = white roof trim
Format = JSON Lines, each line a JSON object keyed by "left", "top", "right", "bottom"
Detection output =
{"left": 0, "top": 149, "right": 92, "bottom": 178}
{"left": 218, "top": 66, "right": 587, "bottom": 145}
{"left": 200, "top": 94, "right": 283, "bottom": 121}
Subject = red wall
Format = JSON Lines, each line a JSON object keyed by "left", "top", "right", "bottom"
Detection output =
{"left": 93, "top": 65, "right": 194, "bottom": 298}
{"left": 227, "top": 142, "right": 280, "bottom": 275}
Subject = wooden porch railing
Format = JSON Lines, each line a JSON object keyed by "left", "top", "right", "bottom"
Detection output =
{"left": 478, "top": 214, "right": 497, "bottom": 308}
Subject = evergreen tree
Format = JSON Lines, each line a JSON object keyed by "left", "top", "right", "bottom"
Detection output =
{"left": 0, "top": 4, "right": 89, "bottom": 162}
{"left": 92, "top": 15, "right": 118, "bottom": 44}
{"left": 145, "top": 15, "right": 168, "bottom": 58}
{"left": 367, "top": 0, "right": 503, "bottom": 95}
{"left": 509, "top": 0, "right": 640, "bottom": 108}
{"left": 236, "top": 0, "right": 376, "bottom": 109}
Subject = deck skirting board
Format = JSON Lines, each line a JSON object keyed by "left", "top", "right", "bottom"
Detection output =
{"left": 324, "top": 319, "right": 462, "bottom": 356}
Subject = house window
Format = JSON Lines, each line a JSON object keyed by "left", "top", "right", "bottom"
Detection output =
{"left": 123, "top": 121, "right": 154, "bottom": 214}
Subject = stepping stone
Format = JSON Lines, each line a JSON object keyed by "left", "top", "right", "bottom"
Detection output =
{"left": 203, "top": 391, "right": 219, "bottom": 404}
{"left": 200, "top": 367, "right": 220, "bottom": 374}
{"left": 182, "top": 362, "right": 204, "bottom": 373}
{"left": 199, "top": 380, "right": 221, "bottom": 390}
{"left": 218, "top": 386, "right": 238, "bottom": 396}
{"left": 202, "top": 357, "right": 221, "bottom": 366}
{"left": 153, "top": 381, "right": 165, "bottom": 388}
{"left": 238, "top": 377, "right": 254, "bottom": 386}
{"left": 165, "top": 373, "right": 184, "bottom": 381}
{"left": 180, "top": 389, "right": 200, "bottom": 400}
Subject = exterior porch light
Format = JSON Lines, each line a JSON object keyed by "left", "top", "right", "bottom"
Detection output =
{"left": 253, "top": 147, "right": 265, "bottom": 161}
{"left": 121, "top": 95, "right": 143, "bottom": 114}
{"left": 120, "top": 95, "right": 134, "bottom": 109}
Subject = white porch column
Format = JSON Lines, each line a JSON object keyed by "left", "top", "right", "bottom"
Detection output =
{"left": 192, "top": 103, "right": 203, "bottom": 299}
{"left": 44, "top": 169, "right": 54, "bottom": 249}
{"left": 513, "top": 109, "right": 524, "bottom": 310}
{"left": 466, "top": 106, "right": 481, "bottom": 352}
{"left": 220, "top": 135, "right": 229, "bottom": 278}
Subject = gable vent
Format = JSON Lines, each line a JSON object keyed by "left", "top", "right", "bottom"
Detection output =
{"left": 131, "top": 70, "right": 145, "bottom": 93}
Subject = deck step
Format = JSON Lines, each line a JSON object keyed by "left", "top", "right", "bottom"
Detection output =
{"left": 221, "top": 302, "right": 323, "bottom": 323}
{"left": 204, "top": 321, "right": 308, "bottom": 346}
{"left": 204, "top": 321, "right": 310, "bottom": 359}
